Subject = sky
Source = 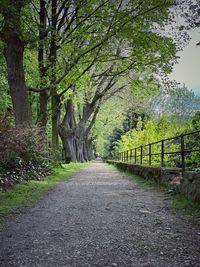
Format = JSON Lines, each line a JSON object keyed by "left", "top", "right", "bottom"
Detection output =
{"left": 169, "top": 30, "right": 200, "bottom": 95}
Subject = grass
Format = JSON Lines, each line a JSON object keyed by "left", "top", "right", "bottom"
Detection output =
{"left": 109, "top": 163, "right": 200, "bottom": 211}
{"left": 172, "top": 192, "right": 200, "bottom": 210}
{"left": 0, "top": 162, "right": 87, "bottom": 221}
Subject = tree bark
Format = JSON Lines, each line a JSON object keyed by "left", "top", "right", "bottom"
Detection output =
{"left": 51, "top": 92, "right": 60, "bottom": 151}
{"left": 38, "top": 90, "right": 48, "bottom": 127}
{"left": 59, "top": 99, "right": 77, "bottom": 162}
{"left": 37, "top": 0, "right": 48, "bottom": 128}
{"left": 50, "top": 0, "right": 59, "bottom": 151}
{"left": 85, "top": 138, "right": 94, "bottom": 160}
{"left": 59, "top": 129, "right": 77, "bottom": 163}
{"left": 2, "top": 4, "right": 31, "bottom": 126}
{"left": 59, "top": 99, "right": 95, "bottom": 163}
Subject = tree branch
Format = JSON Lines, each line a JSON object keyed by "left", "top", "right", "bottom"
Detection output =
{"left": 27, "top": 86, "right": 49, "bottom": 93}
{"left": 85, "top": 102, "right": 101, "bottom": 135}
{"left": 59, "top": 84, "right": 72, "bottom": 97}
{"left": 61, "top": 0, "right": 110, "bottom": 42}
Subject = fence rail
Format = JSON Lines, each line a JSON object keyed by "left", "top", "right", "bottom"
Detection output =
{"left": 114, "top": 130, "right": 200, "bottom": 173}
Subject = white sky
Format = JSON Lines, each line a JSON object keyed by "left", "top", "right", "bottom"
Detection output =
{"left": 169, "top": 30, "right": 200, "bottom": 95}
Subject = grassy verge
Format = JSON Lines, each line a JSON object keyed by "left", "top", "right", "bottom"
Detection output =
{"left": 0, "top": 163, "right": 87, "bottom": 221}
{"left": 109, "top": 163, "right": 200, "bottom": 211}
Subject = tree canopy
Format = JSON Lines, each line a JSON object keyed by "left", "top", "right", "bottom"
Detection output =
{"left": 0, "top": 0, "right": 198, "bottom": 164}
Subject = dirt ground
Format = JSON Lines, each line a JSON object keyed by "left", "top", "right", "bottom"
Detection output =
{"left": 0, "top": 162, "right": 200, "bottom": 267}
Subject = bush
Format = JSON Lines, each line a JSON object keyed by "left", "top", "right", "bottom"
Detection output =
{"left": 0, "top": 126, "right": 51, "bottom": 190}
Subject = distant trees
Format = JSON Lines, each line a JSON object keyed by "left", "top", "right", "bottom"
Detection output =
{"left": 96, "top": 83, "right": 200, "bottom": 158}
{"left": 106, "top": 110, "right": 147, "bottom": 158}
{"left": 150, "top": 85, "right": 200, "bottom": 121}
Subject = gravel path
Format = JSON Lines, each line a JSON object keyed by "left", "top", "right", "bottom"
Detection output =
{"left": 0, "top": 162, "right": 200, "bottom": 267}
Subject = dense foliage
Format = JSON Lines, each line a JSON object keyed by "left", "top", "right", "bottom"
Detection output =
{"left": 107, "top": 104, "right": 200, "bottom": 169}
{"left": 0, "top": 0, "right": 178, "bottom": 160}
{"left": 0, "top": 126, "right": 50, "bottom": 190}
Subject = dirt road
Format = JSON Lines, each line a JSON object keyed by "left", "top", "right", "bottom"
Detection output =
{"left": 0, "top": 162, "right": 200, "bottom": 267}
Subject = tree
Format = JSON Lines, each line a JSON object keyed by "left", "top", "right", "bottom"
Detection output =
{"left": 169, "top": 1, "right": 200, "bottom": 46}
{"left": 0, "top": 0, "right": 32, "bottom": 125}
{"left": 150, "top": 85, "right": 200, "bottom": 121}
{"left": 174, "top": 1, "right": 200, "bottom": 30}
{"left": 37, "top": 0, "right": 49, "bottom": 128}
{"left": 54, "top": 0, "right": 176, "bottom": 162}
{"left": 0, "top": 43, "right": 12, "bottom": 127}
{"left": 92, "top": 95, "right": 125, "bottom": 157}
{"left": 0, "top": 0, "right": 177, "bottom": 163}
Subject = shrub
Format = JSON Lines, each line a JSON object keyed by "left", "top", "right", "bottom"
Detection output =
{"left": 0, "top": 126, "right": 48, "bottom": 167}
{"left": 0, "top": 126, "right": 50, "bottom": 190}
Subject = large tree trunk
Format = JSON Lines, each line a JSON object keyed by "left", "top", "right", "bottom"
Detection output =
{"left": 51, "top": 92, "right": 60, "bottom": 151}
{"left": 75, "top": 124, "right": 87, "bottom": 162}
{"left": 38, "top": 90, "right": 48, "bottom": 127}
{"left": 59, "top": 99, "right": 95, "bottom": 163}
{"left": 59, "top": 99, "right": 77, "bottom": 162}
{"left": 59, "top": 128, "right": 77, "bottom": 163}
{"left": 2, "top": 5, "right": 31, "bottom": 126}
{"left": 37, "top": 0, "right": 48, "bottom": 128}
{"left": 85, "top": 138, "right": 94, "bottom": 161}
{"left": 60, "top": 127, "right": 89, "bottom": 163}
{"left": 50, "top": 0, "right": 59, "bottom": 152}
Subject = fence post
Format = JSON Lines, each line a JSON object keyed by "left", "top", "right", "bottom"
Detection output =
{"left": 140, "top": 146, "right": 143, "bottom": 165}
{"left": 181, "top": 134, "right": 185, "bottom": 172}
{"left": 161, "top": 140, "right": 164, "bottom": 167}
{"left": 149, "top": 143, "right": 151, "bottom": 166}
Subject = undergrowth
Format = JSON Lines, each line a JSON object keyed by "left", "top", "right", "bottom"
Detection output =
{"left": 0, "top": 163, "right": 87, "bottom": 222}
